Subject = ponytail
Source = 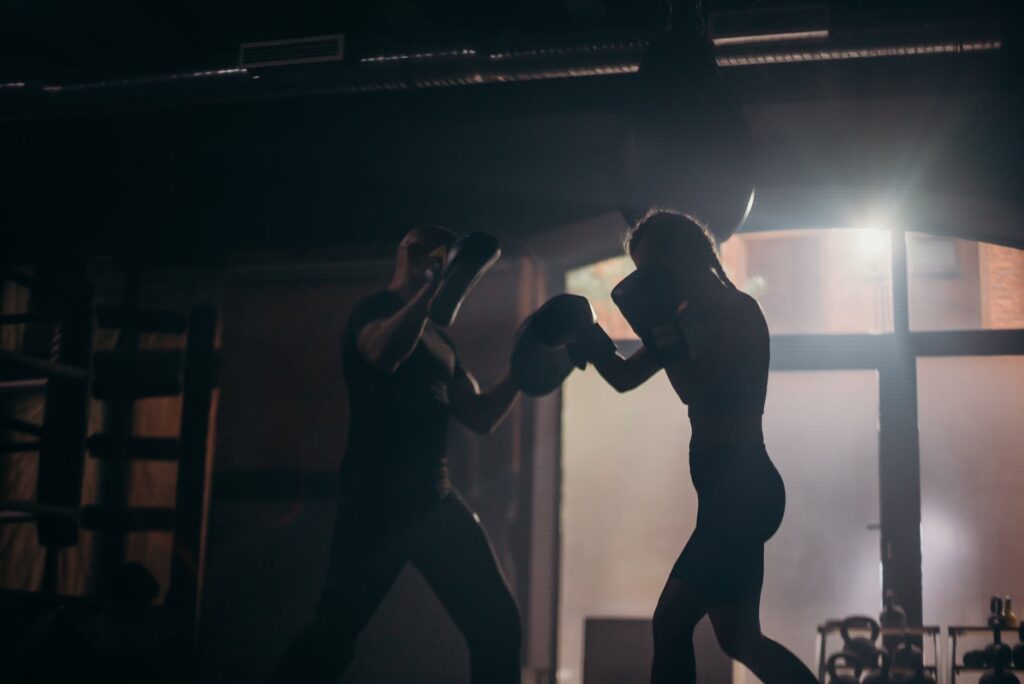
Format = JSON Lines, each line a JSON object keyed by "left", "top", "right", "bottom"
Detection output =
{"left": 709, "top": 247, "right": 738, "bottom": 291}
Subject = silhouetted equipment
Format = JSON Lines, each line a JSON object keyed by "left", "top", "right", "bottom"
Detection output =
{"left": 893, "top": 633, "right": 925, "bottom": 672}
{"left": 966, "top": 650, "right": 989, "bottom": 668}
{"left": 1013, "top": 625, "right": 1024, "bottom": 669}
{"left": 0, "top": 266, "right": 217, "bottom": 647}
{"left": 880, "top": 591, "right": 908, "bottom": 630}
{"left": 819, "top": 615, "right": 942, "bottom": 684}
{"left": 987, "top": 628, "right": 1013, "bottom": 669}
{"left": 0, "top": 260, "right": 93, "bottom": 589}
{"left": 840, "top": 615, "right": 884, "bottom": 680}
{"left": 827, "top": 651, "right": 863, "bottom": 684}
{"left": 1004, "top": 597, "right": 1020, "bottom": 628}
{"left": 880, "top": 590, "right": 909, "bottom": 660}
{"left": 981, "top": 668, "right": 1022, "bottom": 684}
{"left": 428, "top": 232, "right": 501, "bottom": 328}
{"left": 992, "top": 596, "right": 1012, "bottom": 627}
{"left": 904, "top": 661, "right": 938, "bottom": 684}
{"left": 105, "top": 562, "right": 161, "bottom": 606}
{"left": 566, "top": 318, "right": 618, "bottom": 371}
{"left": 951, "top": 622, "right": 1024, "bottom": 684}
{"left": 619, "top": 26, "right": 756, "bottom": 242}
{"left": 510, "top": 294, "right": 597, "bottom": 396}
{"left": 612, "top": 268, "right": 683, "bottom": 354}
{"left": 863, "top": 649, "right": 895, "bottom": 684}
{"left": 92, "top": 350, "right": 185, "bottom": 399}
{"left": 94, "top": 304, "right": 187, "bottom": 334}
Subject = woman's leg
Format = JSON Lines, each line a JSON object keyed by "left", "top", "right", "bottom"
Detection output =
{"left": 650, "top": 578, "right": 708, "bottom": 684}
{"left": 706, "top": 553, "right": 817, "bottom": 684}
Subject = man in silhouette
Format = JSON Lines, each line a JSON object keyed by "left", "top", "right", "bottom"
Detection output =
{"left": 272, "top": 225, "right": 522, "bottom": 684}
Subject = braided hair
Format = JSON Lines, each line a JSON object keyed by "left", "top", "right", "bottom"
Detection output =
{"left": 624, "top": 208, "right": 737, "bottom": 290}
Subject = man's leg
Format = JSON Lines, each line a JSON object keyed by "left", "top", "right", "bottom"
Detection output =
{"left": 269, "top": 486, "right": 407, "bottom": 684}
{"left": 410, "top": 492, "right": 522, "bottom": 684}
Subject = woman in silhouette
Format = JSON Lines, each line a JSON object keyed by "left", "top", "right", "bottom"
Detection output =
{"left": 571, "top": 209, "right": 817, "bottom": 684}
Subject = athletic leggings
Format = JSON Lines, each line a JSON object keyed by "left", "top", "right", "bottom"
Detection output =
{"left": 270, "top": 485, "right": 521, "bottom": 684}
{"left": 670, "top": 444, "right": 785, "bottom": 594}
{"left": 652, "top": 444, "right": 818, "bottom": 684}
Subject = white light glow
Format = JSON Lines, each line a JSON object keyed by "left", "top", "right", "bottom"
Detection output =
{"left": 857, "top": 228, "right": 889, "bottom": 257}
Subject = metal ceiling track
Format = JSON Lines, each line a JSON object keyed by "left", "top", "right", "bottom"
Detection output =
{"left": 0, "top": 21, "right": 1005, "bottom": 120}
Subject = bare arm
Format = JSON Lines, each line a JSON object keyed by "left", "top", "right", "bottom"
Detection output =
{"left": 590, "top": 345, "right": 662, "bottom": 393}
{"left": 449, "top": 368, "right": 521, "bottom": 435}
{"left": 357, "top": 282, "right": 436, "bottom": 373}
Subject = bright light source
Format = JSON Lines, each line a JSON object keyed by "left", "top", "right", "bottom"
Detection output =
{"left": 857, "top": 228, "right": 889, "bottom": 257}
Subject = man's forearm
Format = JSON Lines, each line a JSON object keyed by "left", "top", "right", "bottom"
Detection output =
{"left": 361, "top": 283, "right": 433, "bottom": 371}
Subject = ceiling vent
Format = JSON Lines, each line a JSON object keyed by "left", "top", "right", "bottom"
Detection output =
{"left": 239, "top": 34, "right": 345, "bottom": 68}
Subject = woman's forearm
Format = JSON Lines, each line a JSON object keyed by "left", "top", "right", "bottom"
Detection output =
{"left": 591, "top": 353, "right": 639, "bottom": 393}
{"left": 590, "top": 346, "right": 661, "bottom": 393}
{"left": 471, "top": 371, "right": 521, "bottom": 434}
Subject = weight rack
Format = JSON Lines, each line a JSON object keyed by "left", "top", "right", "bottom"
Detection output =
{"left": 816, "top": 623, "right": 941, "bottom": 683}
{"left": 949, "top": 626, "right": 1024, "bottom": 684}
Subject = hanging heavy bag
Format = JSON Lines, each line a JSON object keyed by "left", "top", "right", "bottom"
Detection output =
{"left": 619, "top": 22, "right": 756, "bottom": 244}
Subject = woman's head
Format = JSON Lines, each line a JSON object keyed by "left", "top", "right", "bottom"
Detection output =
{"left": 624, "top": 208, "right": 734, "bottom": 290}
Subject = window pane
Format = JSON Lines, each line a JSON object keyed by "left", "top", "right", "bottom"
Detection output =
{"left": 722, "top": 229, "right": 892, "bottom": 335}
{"left": 566, "top": 228, "right": 894, "bottom": 339}
{"left": 908, "top": 233, "right": 1024, "bottom": 330}
{"left": 919, "top": 356, "right": 1024, "bottom": 628}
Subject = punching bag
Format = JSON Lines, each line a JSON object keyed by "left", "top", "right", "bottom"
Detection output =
{"left": 619, "top": 24, "right": 756, "bottom": 242}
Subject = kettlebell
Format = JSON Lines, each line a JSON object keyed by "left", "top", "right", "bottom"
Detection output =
{"left": 902, "top": 663, "right": 938, "bottom": 684}
{"left": 1004, "top": 597, "right": 1020, "bottom": 628}
{"left": 841, "top": 615, "right": 883, "bottom": 670}
{"left": 863, "top": 649, "right": 895, "bottom": 684}
{"left": 880, "top": 590, "right": 907, "bottom": 630}
{"left": 986, "top": 627, "right": 1013, "bottom": 668}
{"left": 879, "top": 590, "right": 907, "bottom": 656}
{"left": 892, "top": 634, "right": 925, "bottom": 672}
{"left": 827, "top": 652, "right": 863, "bottom": 684}
{"left": 1012, "top": 624, "right": 1024, "bottom": 669}
{"left": 966, "top": 649, "right": 989, "bottom": 668}
{"left": 980, "top": 668, "right": 1021, "bottom": 684}
{"left": 992, "top": 596, "right": 1008, "bottom": 628}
